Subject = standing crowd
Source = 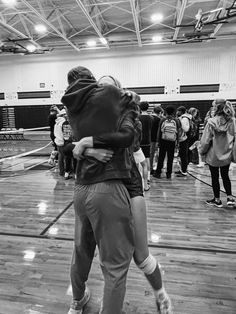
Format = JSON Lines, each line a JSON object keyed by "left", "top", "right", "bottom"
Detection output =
{"left": 47, "top": 67, "right": 236, "bottom": 314}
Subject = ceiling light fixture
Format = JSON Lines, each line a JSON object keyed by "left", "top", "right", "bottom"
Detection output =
{"left": 151, "top": 13, "right": 164, "bottom": 23}
{"left": 35, "top": 24, "right": 47, "bottom": 34}
{"left": 26, "top": 44, "right": 37, "bottom": 53}
{"left": 152, "top": 35, "right": 163, "bottom": 42}
{"left": 87, "top": 40, "right": 96, "bottom": 47}
{"left": 2, "top": 0, "right": 16, "bottom": 6}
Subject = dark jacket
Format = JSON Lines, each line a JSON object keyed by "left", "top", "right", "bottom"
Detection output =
{"left": 61, "top": 78, "right": 135, "bottom": 184}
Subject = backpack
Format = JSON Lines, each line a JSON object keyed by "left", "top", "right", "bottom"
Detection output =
{"left": 186, "top": 118, "right": 197, "bottom": 139}
{"left": 161, "top": 118, "right": 177, "bottom": 141}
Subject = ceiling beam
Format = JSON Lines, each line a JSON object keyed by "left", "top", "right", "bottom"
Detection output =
{"left": 129, "top": 0, "right": 142, "bottom": 47}
{"left": 211, "top": 0, "right": 228, "bottom": 37}
{"left": 0, "top": 18, "right": 41, "bottom": 48}
{"left": 20, "top": 0, "right": 80, "bottom": 51}
{"left": 74, "top": 0, "right": 110, "bottom": 48}
{"left": 173, "top": 0, "right": 188, "bottom": 41}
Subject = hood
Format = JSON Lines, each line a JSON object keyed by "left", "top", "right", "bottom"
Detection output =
{"left": 182, "top": 113, "right": 192, "bottom": 120}
{"left": 61, "top": 78, "right": 97, "bottom": 114}
{"left": 207, "top": 116, "right": 232, "bottom": 133}
{"left": 55, "top": 116, "right": 65, "bottom": 125}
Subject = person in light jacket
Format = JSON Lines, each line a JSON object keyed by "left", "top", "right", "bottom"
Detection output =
{"left": 199, "top": 99, "right": 235, "bottom": 208}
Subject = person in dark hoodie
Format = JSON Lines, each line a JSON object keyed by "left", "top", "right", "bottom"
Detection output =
{"left": 73, "top": 75, "right": 173, "bottom": 314}
{"left": 200, "top": 99, "right": 235, "bottom": 208}
{"left": 61, "top": 66, "right": 136, "bottom": 314}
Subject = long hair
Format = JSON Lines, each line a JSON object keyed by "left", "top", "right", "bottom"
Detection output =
{"left": 188, "top": 107, "right": 201, "bottom": 122}
{"left": 98, "top": 75, "right": 122, "bottom": 88}
{"left": 213, "top": 99, "right": 235, "bottom": 120}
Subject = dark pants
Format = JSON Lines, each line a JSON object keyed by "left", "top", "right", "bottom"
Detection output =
{"left": 179, "top": 139, "right": 189, "bottom": 173}
{"left": 188, "top": 138, "right": 199, "bottom": 164}
{"left": 155, "top": 140, "right": 175, "bottom": 176}
{"left": 209, "top": 164, "right": 232, "bottom": 198}
{"left": 71, "top": 181, "right": 134, "bottom": 314}
{"left": 58, "top": 146, "right": 73, "bottom": 175}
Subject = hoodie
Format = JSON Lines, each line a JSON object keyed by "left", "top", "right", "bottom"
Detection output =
{"left": 178, "top": 113, "right": 191, "bottom": 142}
{"left": 61, "top": 78, "right": 135, "bottom": 184}
{"left": 199, "top": 116, "right": 235, "bottom": 167}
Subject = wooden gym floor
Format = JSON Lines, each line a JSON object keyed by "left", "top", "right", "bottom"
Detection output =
{"left": 0, "top": 156, "right": 236, "bottom": 314}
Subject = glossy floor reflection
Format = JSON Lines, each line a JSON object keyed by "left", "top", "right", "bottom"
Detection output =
{"left": 0, "top": 158, "right": 236, "bottom": 314}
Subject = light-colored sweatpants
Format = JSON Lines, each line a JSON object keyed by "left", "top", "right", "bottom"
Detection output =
{"left": 71, "top": 180, "right": 134, "bottom": 314}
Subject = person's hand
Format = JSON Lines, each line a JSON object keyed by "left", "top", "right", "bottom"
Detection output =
{"left": 72, "top": 137, "right": 93, "bottom": 160}
{"left": 84, "top": 148, "right": 114, "bottom": 163}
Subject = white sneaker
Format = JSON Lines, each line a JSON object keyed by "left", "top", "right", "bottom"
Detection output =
{"left": 64, "top": 172, "right": 70, "bottom": 180}
{"left": 196, "top": 163, "right": 204, "bottom": 168}
{"left": 227, "top": 197, "right": 235, "bottom": 206}
{"left": 155, "top": 287, "right": 173, "bottom": 314}
{"left": 68, "top": 286, "right": 90, "bottom": 314}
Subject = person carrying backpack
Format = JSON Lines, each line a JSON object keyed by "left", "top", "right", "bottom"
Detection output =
{"left": 175, "top": 106, "right": 191, "bottom": 177}
{"left": 153, "top": 106, "right": 180, "bottom": 179}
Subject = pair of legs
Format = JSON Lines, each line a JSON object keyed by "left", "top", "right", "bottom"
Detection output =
{"left": 178, "top": 139, "right": 189, "bottom": 174}
{"left": 155, "top": 140, "right": 175, "bottom": 178}
{"left": 140, "top": 145, "right": 151, "bottom": 189}
{"left": 131, "top": 196, "right": 162, "bottom": 288}
{"left": 188, "top": 138, "right": 199, "bottom": 165}
{"left": 70, "top": 181, "right": 134, "bottom": 314}
{"left": 126, "top": 163, "right": 171, "bottom": 311}
{"left": 130, "top": 195, "right": 172, "bottom": 313}
{"left": 133, "top": 148, "right": 149, "bottom": 191}
{"left": 58, "top": 145, "right": 74, "bottom": 177}
{"left": 209, "top": 164, "right": 233, "bottom": 200}
{"left": 150, "top": 141, "right": 158, "bottom": 172}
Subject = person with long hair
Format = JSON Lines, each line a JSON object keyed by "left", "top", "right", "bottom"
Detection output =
{"left": 200, "top": 99, "right": 235, "bottom": 207}
{"left": 187, "top": 107, "right": 201, "bottom": 165}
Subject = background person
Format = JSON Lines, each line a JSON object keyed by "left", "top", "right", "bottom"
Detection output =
{"left": 54, "top": 108, "right": 74, "bottom": 179}
{"left": 150, "top": 105, "right": 163, "bottom": 175}
{"left": 200, "top": 99, "right": 235, "bottom": 208}
{"left": 139, "top": 101, "right": 153, "bottom": 190}
{"left": 153, "top": 105, "right": 180, "bottom": 179}
{"left": 48, "top": 105, "right": 60, "bottom": 166}
{"left": 175, "top": 106, "right": 191, "bottom": 177}
{"left": 187, "top": 107, "right": 201, "bottom": 165}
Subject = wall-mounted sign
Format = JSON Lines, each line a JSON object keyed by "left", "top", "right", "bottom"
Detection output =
{"left": 40, "top": 83, "right": 46, "bottom": 88}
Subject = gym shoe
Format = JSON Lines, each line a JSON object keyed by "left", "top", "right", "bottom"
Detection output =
{"left": 227, "top": 197, "right": 235, "bottom": 206}
{"left": 68, "top": 286, "right": 90, "bottom": 314}
{"left": 176, "top": 171, "right": 187, "bottom": 177}
{"left": 206, "top": 198, "right": 223, "bottom": 208}
{"left": 64, "top": 172, "right": 70, "bottom": 180}
{"left": 156, "top": 288, "right": 173, "bottom": 314}
{"left": 174, "top": 170, "right": 181, "bottom": 175}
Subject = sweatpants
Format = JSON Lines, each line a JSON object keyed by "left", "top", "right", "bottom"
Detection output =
{"left": 71, "top": 180, "right": 135, "bottom": 314}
